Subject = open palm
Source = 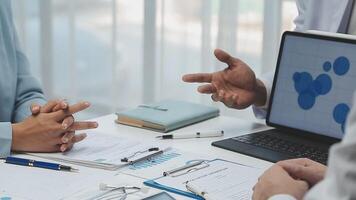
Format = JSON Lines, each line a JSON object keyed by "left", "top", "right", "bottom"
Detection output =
{"left": 183, "top": 49, "right": 266, "bottom": 109}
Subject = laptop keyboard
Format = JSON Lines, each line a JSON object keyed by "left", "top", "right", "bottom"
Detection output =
{"left": 232, "top": 132, "right": 328, "bottom": 165}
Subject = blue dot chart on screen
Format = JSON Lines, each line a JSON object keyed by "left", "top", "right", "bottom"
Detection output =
{"left": 293, "top": 56, "right": 351, "bottom": 133}
{"left": 333, "top": 103, "right": 350, "bottom": 133}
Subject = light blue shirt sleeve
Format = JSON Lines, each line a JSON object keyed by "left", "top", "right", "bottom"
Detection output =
{"left": 12, "top": 43, "right": 47, "bottom": 123}
{"left": 0, "top": 0, "right": 46, "bottom": 157}
{"left": 0, "top": 123, "right": 13, "bottom": 157}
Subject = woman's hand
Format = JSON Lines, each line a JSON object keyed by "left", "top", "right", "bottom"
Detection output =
{"left": 11, "top": 101, "right": 97, "bottom": 153}
{"left": 30, "top": 100, "right": 98, "bottom": 151}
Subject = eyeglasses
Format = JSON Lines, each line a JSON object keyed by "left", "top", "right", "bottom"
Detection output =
{"left": 93, "top": 183, "right": 147, "bottom": 200}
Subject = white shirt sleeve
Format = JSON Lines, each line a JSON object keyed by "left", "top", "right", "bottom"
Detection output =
{"left": 304, "top": 93, "right": 356, "bottom": 200}
{"left": 268, "top": 194, "right": 297, "bottom": 200}
{"left": 293, "top": 0, "right": 308, "bottom": 31}
{"left": 252, "top": 0, "right": 309, "bottom": 119}
{"left": 252, "top": 73, "right": 274, "bottom": 119}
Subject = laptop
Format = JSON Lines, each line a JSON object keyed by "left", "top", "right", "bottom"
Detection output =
{"left": 212, "top": 31, "right": 356, "bottom": 165}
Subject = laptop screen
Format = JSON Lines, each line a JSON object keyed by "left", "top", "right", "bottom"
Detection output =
{"left": 268, "top": 32, "right": 355, "bottom": 139}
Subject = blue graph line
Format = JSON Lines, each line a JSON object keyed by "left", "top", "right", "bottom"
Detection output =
{"left": 128, "top": 152, "right": 181, "bottom": 170}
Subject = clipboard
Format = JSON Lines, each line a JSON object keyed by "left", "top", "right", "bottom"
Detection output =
{"left": 143, "top": 159, "right": 259, "bottom": 200}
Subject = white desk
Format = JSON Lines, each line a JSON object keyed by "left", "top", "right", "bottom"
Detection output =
{"left": 0, "top": 114, "right": 273, "bottom": 200}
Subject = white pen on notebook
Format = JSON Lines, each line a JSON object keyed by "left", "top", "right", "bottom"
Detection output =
{"left": 156, "top": 130, "right": 224, "bottom": 139}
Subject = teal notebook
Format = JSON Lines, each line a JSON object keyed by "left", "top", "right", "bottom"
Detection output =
{"left": 115, "top": 100, "right": 219, "bottom": 132}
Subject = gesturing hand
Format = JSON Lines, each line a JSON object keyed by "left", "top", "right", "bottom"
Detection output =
{"left": 182, "top": 49, "right": 267, "bottom": 109}
{"left": 11, "top": 101, "right": 98, "bottom": 153}
{"left": 277, "top": 158, "right": 327, "bottom": 187}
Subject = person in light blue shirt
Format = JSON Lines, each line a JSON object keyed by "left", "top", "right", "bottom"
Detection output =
{"left": 0, "top": 1, "right": 97, "bottom": 157}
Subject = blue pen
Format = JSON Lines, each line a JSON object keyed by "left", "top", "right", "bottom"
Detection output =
{"left": 1, "top": 156, "right": 79, "bottom": 172}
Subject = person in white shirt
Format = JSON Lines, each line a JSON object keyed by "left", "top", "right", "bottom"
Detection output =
{"left": 252, "top": 97, "right": 356, "bottom": 200}
{"left": 183, "top": 0, "right": 356, "bottom": 199}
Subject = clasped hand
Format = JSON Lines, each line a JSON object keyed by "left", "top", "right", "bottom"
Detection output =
{"left": 11, "top": 100, "right": 98, "bottom": 153}
{"left": 252, "top": 158, "right": 327, "bottom": 200}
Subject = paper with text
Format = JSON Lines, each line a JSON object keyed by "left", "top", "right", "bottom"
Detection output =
{"left": 30, "top": 133, "right": 167, "bottom": 170}
{"left": 154, "top": 159, "right": 263, "bottom": 200}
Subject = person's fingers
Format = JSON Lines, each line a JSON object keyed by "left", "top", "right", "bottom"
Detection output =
{"left": 251, "top": 182, "right": 260, "bottom": 200}
{"left": 31, "top": 103, "right": 41, "bottom": 115}
{"left": 232, "top": 94, "right": 238, "bottom": 104}
{"left": 61, "top": 131, "right": 75, "bottom": 143}
{"left": 278, "top": 162, "right": 308, "bottom": 180}
{"left": 197, "top": 84, "right": 217, "bottom": 94}
{"left": 51, "top": 101, "right": 91, "bottom": 121}
{"left": 60, "top": 133, "right": 86, "bottom": 152}
{"left": 214, "top": 48, "right": 241, "bottom": 66}
{"left": 277, "top": 158, "right": 311, "bottom": 167}
{"left": 296, "top": 179, "right": 310, "bottom": 190}
{"left": 216, "top": 90, "right": 225, "bottom": 102}
{"left": 72, "top": 133, "right": 87, "bottom": 143}
{"left": 214, "top": 93, "right": 222, "bottom": 102}
{"left": 220, "top": 92, "right": 234, "bottom": 108}
{"left": 68, "top": 121, "right": 99, "bottom": 131}
{"left": 63, "top": 143, "right": 74, "bottom": 152}
{"left": 59, "top": 143, "right": 69, "bottom": 152}
{"left": 211, "top": 93, "right": 218, "bottom": 102}
{"left": 52, "top": 99, "right": 68, "bottom": 112}
{"left": 62, "top": 116, "right": 75, "bottom": 130}
{"left": 41, "top": 100, "right": 61, "bottom": 113}
{"left": 50, "top": 123, "right": 66, "bottom": 137}
{"left": 182, "top": 73, "right": 213, "bottom": 83}
{"left": 59, "top": 142, "right": 74, "bottom": 152}
{"left": 234, "top": 95, "right": 253, "bottom": 109}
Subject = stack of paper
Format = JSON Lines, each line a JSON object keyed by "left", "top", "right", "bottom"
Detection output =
{"left": 29, "top": 133, "right": 168, "bottom": 170}
{"left": 144, "top": 159, "right": 264, "bottom": 200}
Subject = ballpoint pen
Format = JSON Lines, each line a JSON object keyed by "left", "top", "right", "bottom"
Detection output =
{"left": 156, "top": 130, "right": 224, "bottom": 139}
{"left": 163, "top": 160, "right": 205, "bottom": 176}
{"left": 0, "top": 156, "right": 79, "bottom": 172}
{"left": 186, "top": 182, "right": 216, "bottom": 200}
{"left": 120, "top": 147, "right": 164, "bottom": 165}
